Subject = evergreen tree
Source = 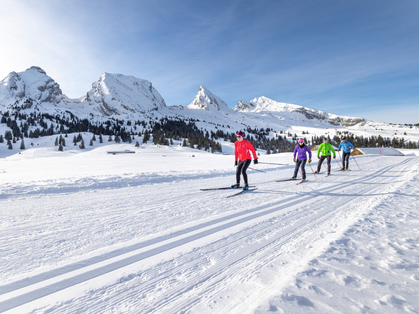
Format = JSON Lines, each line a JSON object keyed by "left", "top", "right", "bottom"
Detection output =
{"left": 89, "top": 139, "right": 94, "bottom": 146}
{"left": 55, "top": 137, "right": 59, "bottom": 146}
{"left": 79, "top": 139, "right": 85, "bottom": 149}
{"left": 135, "top": 141, "right": 140, "bottom": 147}
{"left": 20, "top": 139, "right": 25, "bottom": 150}
{"left": 99, "top": 134, "right": 103, "bottom": 143}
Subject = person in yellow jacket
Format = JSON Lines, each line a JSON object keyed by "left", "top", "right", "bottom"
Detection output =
{"left": 315, "top": 138, "right": 336, "bottom": 175}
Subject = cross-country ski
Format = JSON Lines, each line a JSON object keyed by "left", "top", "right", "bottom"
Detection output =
{"left": 200, "top": 185, "right": 255, "bottom": 191}
{"left": 226, "top": 187, "right": 258, "bottom": 198}
{"left": 275, "top": 178, "right": 296, "bottom": 182}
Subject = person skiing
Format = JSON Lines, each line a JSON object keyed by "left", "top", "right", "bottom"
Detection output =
{"left": 292, "top": 138, "right": 312, "bottom": 181}
{"left": 232, "top": 131, "right": 258, "bottom": 190}
{"left": 337, "top": 137, "right": 354, "bottom": 170}
{"left": 315, "top": 138, "right": 336, "bottom": 175}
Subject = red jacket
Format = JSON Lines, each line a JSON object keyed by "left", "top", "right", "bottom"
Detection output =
{"left": 235, "top": 139, "right": 257, "bottom": 161}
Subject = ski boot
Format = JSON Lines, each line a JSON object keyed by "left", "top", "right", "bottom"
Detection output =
{"left": 231, "top": 183, "right": 240, "bottom": 189}
{"left": 243, "top": 184, "right": 249, "bottom": 190}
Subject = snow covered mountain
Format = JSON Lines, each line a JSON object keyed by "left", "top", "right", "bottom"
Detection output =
{"left": 2, "top": 66, "right": 416, "bottom": 146}
{"left": 0, "top": 67, "right": 368, "bottom": 129}
{"left": 0, "top": 66, "right": 65, "bottom": 111}
{"left": 235, "top": 96, "right": 366, "bottom": 127}
{"left": 187, "top": 86, "right": 231, "bottom": 112}
{"left": 81, "top": 73, "right": 167, "bottom": 116}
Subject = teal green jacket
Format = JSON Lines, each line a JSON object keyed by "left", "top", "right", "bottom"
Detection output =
{"left": 317, "top": 142, "right": 336, "bottom": 157}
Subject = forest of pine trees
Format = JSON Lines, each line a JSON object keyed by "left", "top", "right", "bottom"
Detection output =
{"left": 1, "top": 111, "right": 419, "bottom": 153}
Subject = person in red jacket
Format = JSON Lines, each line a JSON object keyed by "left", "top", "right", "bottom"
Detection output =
{"left": 231, "top": 131, "right": 258, "bottom": 190}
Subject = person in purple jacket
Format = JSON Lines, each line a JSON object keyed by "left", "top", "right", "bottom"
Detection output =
{"left": 292, "top": 138, "right": 312, "bottom": 181}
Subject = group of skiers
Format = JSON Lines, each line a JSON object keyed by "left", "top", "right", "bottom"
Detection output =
{"left": 232, "top": 131, "right": 354, "bottom": 188}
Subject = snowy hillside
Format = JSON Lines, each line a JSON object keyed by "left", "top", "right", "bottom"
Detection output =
{"left": 0, "top": 141, "right": 418, "bottom": 313}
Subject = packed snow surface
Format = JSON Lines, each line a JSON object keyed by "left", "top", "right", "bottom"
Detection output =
{"left": 1, "top": 142, "right": 418, "bottom": 313}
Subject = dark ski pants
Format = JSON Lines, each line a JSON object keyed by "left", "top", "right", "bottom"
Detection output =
{"left": 317, "top": 155, "right": 331, "bottom": 174}
{"left": 236, "top": 159, "right": 251, "bottom": 184}
{"left": 293, "top": 159, "right": 307, "bottom": 180}
{"left": 342, "top": 152, "right": 350, "bottom": 169}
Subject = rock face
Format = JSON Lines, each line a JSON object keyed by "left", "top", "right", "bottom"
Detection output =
{"left": 187, "top": 86, "right": 231, "bottom": 112}
{"left": 0, "top": 66, "right": 64, "bottom": 110}
{"left": 81, "top": 73, "right": 167, "bottom": 116}
{"left": 234, "top": 96, "right": 366, "bottom": 127}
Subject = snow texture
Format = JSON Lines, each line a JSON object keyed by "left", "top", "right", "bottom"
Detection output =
{"left": 0, "top": 140, "right": 418, "bottom": 313}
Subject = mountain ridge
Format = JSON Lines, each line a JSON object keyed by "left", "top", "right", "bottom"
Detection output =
{"left": 0, "top": 67, "right": 370, "bottom": 128}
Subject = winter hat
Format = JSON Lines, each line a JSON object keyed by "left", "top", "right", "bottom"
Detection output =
{"left": 236, "top": 131, "right": 245, "bottom": 137}
{"left": 299, "top": 138, "right": 304, "bottom": 143}
{"left": 342, "top": 137, "right": 346, "bottom": 140}
{"left": 323, "top": 138, "right": 328, "bottom": 142}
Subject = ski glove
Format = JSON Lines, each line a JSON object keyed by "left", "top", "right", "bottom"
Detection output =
{"left": 293, "top": 158, "right": 296, "bottom": 162}
{"left": 308, "top": 159, "right": 312, "bottom": 164}
{"left": 333, "top": 156, "right": 336, "bottom": 159}
{"left": 235, "top": 161, "right": 238, "bottom": 166}
{"left": 253, "top": 159, "right": 258, "bottom": 165}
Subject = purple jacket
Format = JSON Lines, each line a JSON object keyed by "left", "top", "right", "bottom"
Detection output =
{"left": 293, "top": 144, "right": 312, "bottom": 160}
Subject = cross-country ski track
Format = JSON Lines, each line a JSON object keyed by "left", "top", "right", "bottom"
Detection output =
{"left": 1, "top": 153, "right": 418, "bottom": 313}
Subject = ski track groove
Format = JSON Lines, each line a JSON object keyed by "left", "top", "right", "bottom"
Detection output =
{"left": 0, "top": 157, "right": 416, "bottom": 313}
{"left": 144, "top": 159, "right": 416, "bottom": 314}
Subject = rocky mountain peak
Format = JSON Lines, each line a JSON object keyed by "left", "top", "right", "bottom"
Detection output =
{"left": 82, "top": 72, "right": 167, "bottom": 117}
{"left": 187, "top": 86, "right": 230, "bottom": 111}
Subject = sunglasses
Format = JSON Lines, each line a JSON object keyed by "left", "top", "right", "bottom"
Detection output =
{"left": 236, "top": 136, "right": 242, "bottom": 138}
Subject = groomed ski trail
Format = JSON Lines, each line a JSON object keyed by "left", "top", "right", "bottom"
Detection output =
{"left": 0, "top": 157, "right": 417, "bottom": 313}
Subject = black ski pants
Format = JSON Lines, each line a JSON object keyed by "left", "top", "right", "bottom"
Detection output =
{"left": 236, "top": 159, "right": 252, "bottom": 184}
{"left": 342, "top": 152, "right": 350, "bottom": 169}
{"left": 293, "top": 159, "right": 307, "bottom": 180}
{"left": 317, "top": 155, "right": 331, "bottom": 174}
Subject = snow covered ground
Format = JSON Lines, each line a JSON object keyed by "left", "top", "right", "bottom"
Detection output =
{"left": 1, "top": 142, "right": 418, "bottom": 313}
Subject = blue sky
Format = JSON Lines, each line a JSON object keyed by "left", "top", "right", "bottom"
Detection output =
{"left": 1, "top": 0, "right": 418, "bottom": 124}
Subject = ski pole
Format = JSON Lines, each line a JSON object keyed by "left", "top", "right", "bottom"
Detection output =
{"left": 258, "top": 162, "right": 289, "bottom": 166}
{"left": 308, "top": 162, "right": 317, "bottom": 179}
{"left": 337, "top": 150, "right": 343, "bottom": 163}
{"left": 249, "top": 167, "right": 267, "bottom": 173}
{"left": 334, "top": 156, "right": 344, "bottom": 171}
{"left": 352, "top": 155, "right": 361, "bottom": 171}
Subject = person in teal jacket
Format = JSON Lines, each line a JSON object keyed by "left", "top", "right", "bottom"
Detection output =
{"left": 337, "top": 137, "right": 354, "bottom": 170}
{"left": 315, "top": 138, "right": 336, "bottom": 175}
